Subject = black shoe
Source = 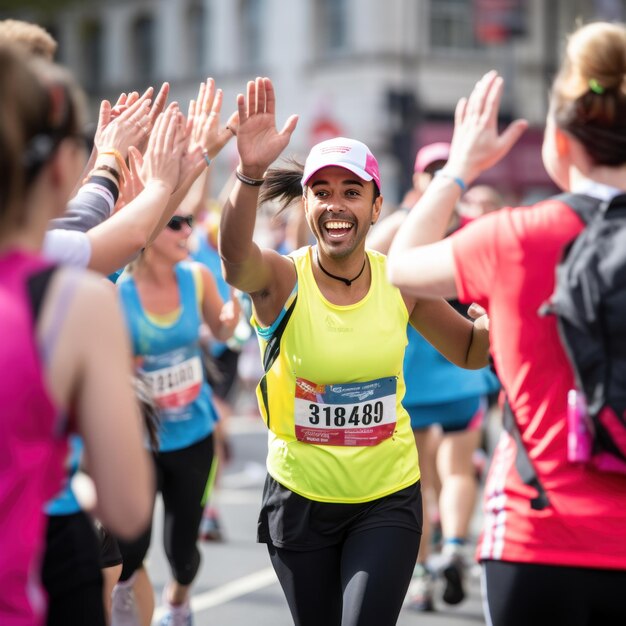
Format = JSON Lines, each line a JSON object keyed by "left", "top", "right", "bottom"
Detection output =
{"left": 442, "top": 556, "right": 466, "bottom": 605}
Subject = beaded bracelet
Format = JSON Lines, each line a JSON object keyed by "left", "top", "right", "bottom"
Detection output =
{"left": 235, "top": 169, "right": 265, "bottom": 187}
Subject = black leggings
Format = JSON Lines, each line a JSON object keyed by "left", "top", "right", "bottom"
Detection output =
{"left": 41, "top": 512, "right": 105, "bottom": 626}
{"left": 118, "top": 433, "right": 214, "bottom": 586}
{"left": 483, "top": 559, "right": 626, "bottom": 626}
{"left": 268, "top": 526, "right": 420, "bottom": 626}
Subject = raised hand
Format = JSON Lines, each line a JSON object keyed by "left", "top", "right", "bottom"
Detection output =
{"left": 147, "top": 83, "right": 170, "bottom": 130}
{"left": 179, "top": 78, "right": 237, "bottom": 182}
{"left": 141, "top": 103, "right": 186, "bottom": 192}
{"left": 94, "top": 83, "right": 170, "bottom": 158}
{"left": 115, "top": 146, "right": 145, "bottom": 211}
{"left": 445, "top": 71, "right": 528, "bottom": 185}
{"left": 94, "top": 88, "right": 153, "bottom": 158}
{"left": 236, "top": 77, "right": 298, "bottom": 178}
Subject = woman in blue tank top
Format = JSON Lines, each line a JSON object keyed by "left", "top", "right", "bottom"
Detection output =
{"left": 114, "top": 210, "right": 240, "bottom": 626}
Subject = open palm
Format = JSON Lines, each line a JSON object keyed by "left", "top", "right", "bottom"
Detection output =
{"left": 236, "top": 77, "right": 298, "bottom": 177}
{"left": 446, "top": 71, "right": 528, "bottom": 184}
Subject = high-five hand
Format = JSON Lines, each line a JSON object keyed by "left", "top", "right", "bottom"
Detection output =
{"left": 445, "top": 71, "right": 528, "bottom": 185}
{"left": 236, "top": 77, "right": 298, "bottom": 179}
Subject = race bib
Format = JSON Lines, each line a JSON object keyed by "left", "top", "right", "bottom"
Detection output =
{"left": 142, "top": 348, "right": 203, "bottom": 412}
{"left": 294, "top": 377, "right": 397, "bottom": 446}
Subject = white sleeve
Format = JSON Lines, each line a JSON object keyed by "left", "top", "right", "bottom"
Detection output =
{"left": 42, "top": 229, "right": 92, "bottom": 268}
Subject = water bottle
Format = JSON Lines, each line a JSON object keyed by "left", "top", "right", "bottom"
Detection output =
{"left": 567, "top": 389, "right": 592, "bottom": 463}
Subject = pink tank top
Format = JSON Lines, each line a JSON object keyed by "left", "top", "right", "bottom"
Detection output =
{"left": 0, "top": 250, "right": 69, "bottom": 625}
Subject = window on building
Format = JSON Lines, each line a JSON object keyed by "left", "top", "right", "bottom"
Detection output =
{"left": 316, "top": 0, "right": 348, "bottom": 54}
{"left": 80, "top": 20, "right": 103, "bottom": 92}
{"left": 187, "top": 1, "right": 208, "bottom": 76}
{"left": 240, "top": 0, "right": 263, "bottom": 67}
{"left": 131, "top": 14, "right": 156, "bottom": 80}
{"left": 430, "top": 0, "right": 480, "bottom": 50}
{"left": 431, "top": 0, "right": 528, "bottom": 50}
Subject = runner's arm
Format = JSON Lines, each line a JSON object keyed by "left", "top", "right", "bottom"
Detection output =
{"left": 219, "top": 77, "right": 298, "bottom": 326}
{"left": 408, "top": 297, "right": 490, "bottom": 369}
{"left": 197, "top": 264, "right": 239, "bottom": 342}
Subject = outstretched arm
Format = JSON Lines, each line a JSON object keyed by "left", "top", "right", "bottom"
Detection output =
{"left": 198, "top": 265, "right": 240, "bottom": 342}
{"left": 86, "top": 104, "right": 184, "bottom": 274}
{"left": 387, "top": 71, "right": 527, "bottom": 298}
{"left": 219, "top": 77, "right": 299, "bottom": 327}
{"left": 409, "top": 297, "right": 490, "bottom": 369}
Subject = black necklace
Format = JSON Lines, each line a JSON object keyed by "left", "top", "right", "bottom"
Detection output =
{"left": 316, "top": 251, "right": 367, "bottom": 287}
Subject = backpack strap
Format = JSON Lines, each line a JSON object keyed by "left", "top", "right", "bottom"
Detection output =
{"left": 537, "top": 192, "right": 607, "bottom": 319}
{"left": 502, "top": 397, "right": 550, "bottom": 511}
{"left": 258, "top": 294, "right": 298, "bottom": 430}
{"left": 552, "top": 192, "right": 604, "bottom": 225}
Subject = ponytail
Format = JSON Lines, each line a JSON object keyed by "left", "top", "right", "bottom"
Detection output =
{"left": 259, "top": 157, "right": 305, "bottom": 213}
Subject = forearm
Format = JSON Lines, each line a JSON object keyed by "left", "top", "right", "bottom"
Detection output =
{"left": 51, "top": 176, "right": 119, "bottom": 232}
{"left": 465, "top": 316, "right": 491, "bottom": 369}
{"left": 86, "top": 180, "right": 172, "bottom": 274}
{"left": 177, "top": 168, "right": 209, "bottom": 217}
{"left": 389, "top": 175, "right": 462, "bottom": 256}
{"left": 367, "top": 211, "right": 406, "bottom": 254}
{"left": 70, "top": 147, "right": 98, "bottom": 197}
{"left": 219, "top": 179, "right": 266, "bottom": 289}
{"left": 214, "top": 322, "right": 236, "bottom": 343}
{"left": 146, "top": 163, "right": 205, "bottom": 244}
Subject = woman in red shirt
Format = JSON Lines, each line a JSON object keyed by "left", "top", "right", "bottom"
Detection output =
{"left": 388, "top": 21, "right": 626, "bottom": 626}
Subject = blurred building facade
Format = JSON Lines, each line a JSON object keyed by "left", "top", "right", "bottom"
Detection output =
{"left": 8, "top": 0, "right": 626, "bottom": 201}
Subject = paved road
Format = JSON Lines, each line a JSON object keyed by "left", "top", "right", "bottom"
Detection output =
{"left": 145, "top": 415, "right": 488, "bottom": 625}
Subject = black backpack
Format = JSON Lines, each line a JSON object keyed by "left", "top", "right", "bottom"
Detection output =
{"left": 506, "top": 192, "right": 626, "bottom": 509}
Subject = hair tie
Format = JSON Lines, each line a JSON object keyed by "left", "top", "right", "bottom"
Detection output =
{"left": 589, "top": 78, "right": 605, "bottom": 95}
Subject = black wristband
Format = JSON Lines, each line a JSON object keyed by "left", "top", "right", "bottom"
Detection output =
{"left": 235, "top": 169, "right": 265, "bottom": 187}
{"left": 88, "top": 175, "right": 120, "bottom": 204}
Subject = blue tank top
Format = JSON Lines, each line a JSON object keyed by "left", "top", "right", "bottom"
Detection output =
{"left": 403, "top": 325, "right": 500, "bottom": 406}
{"left": 118, "top": 262, "right": 217, "bottom": 452}
{"left": 46, "top": 435, "right": 83, "bottom": 516}
{"left": 189, "top": 230, "right": 229, "bottom": 357}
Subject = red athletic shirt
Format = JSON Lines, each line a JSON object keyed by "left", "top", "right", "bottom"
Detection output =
{"left": 451, "top": 197, "right": 626, "bottom": 569}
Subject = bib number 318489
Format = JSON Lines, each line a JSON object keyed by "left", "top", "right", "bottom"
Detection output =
{"left": 294, "top": 377, "right": 397, "bottom": 446}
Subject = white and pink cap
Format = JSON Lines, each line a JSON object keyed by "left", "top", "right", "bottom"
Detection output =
{"left": 302, "top": 137, "right": 381, "bottom": 190}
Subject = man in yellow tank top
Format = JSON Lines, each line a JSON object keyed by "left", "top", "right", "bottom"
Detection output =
{"left": 219, "top": 77, "right": 490, "bottom": 626}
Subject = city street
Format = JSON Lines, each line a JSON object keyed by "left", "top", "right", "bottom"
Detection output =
{"left": 146, "top": 414, "right": 487, "bottom": 626}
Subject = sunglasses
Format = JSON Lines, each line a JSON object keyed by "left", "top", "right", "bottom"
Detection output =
{"left": 167, "top": 215, "right": 194, "bottom": 231}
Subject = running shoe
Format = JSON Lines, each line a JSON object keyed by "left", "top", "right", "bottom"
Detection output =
{"left": 405, "top": 563, "right": 435, "bottom": 612}
{"left": 159, "top": 599, "right": 193, "bottom": 626}
{"left": 198, "top": 507, "right": 224, "bottom": 542}
{"left": 441, "top": 550, "right": 467, "bottom": 605}
{"left": 111, "top": 577, "right": 140, "bottom": 626}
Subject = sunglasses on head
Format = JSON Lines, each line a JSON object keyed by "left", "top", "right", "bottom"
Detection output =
{"left": 167, "top": 215, "right": 194, "bottom": 231}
